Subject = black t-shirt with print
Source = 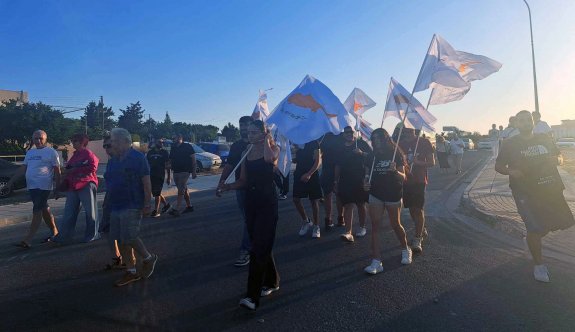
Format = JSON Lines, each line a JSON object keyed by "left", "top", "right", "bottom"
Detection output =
{"left": 169, "top": 143, "right": 195, "bottom": 173}
{"left": 366, "top": 149, "right": 405, "bottom": 202}
{"left": 146, "top": 148, "right": 169, "bottom": 179}
{"left": 497, "top": 134, "right": 563, "bottom": 194}
{"left": 227, "top": 139, "right": 250, "bottom": 180}
{"left": 294, "top": 141, "right": 320, "bottom": 177}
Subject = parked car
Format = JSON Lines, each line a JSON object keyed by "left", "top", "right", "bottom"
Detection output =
{"left": 0, "top": 159, "right": 26, "bottom": 198}
{"left": 191, "top": 144, "right": 222, "bottom": 172}
{"left": 462, "top": 138, "right": 475, "bottom": 150}
{"left": 556, "top": 137, "right": 575, "bottom": 149}
{"left": 477, "top": 139, "right": 493, "bottom": 149}
{"left": 163, "top": 140, "right": 222, "bottom": 173}
{"left": 198, "top": 142, "right": 230, "bottom": 165}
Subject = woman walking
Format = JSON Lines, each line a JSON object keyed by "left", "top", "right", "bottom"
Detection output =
{"left": 220, "top": 120, "right": 280, "bottom": 311}
{"left": 435, "top": 135, "right": 450, "bottom": 174}
{"left": 363, "top": 129, "right": 411, "bottom": 274}
{"left": 335, "top": 126, "right": 372, "bottom": 242}
{"left": 53, "top": 133, "right": 100, "bottom": 243}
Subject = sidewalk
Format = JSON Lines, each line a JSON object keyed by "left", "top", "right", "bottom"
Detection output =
{"left": 463, "top": 157, "right": 575, "bottom": 257}
{"left": 0, "top": 174, "right": 221, "bottom": 227}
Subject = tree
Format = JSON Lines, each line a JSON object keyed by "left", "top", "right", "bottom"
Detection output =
{"left": 191, "top": 124, "right": 219, "bottom": 142}
{"left": 221, "top": 122, "right": 240, "bottom": 142}
{"left": 156, "top": 112, "right": 174, "bottom": 139}
{"left": 117, "top": 102, "right": 144, "bottom": 135}
{"left": 141, "top": 117, "right": 158, "bottom": 142}
{"left": 82, "top": 99, "right": 115, "bottom": 138}
{"left": 0, "top": 100, "right": 82, "bottom": 150}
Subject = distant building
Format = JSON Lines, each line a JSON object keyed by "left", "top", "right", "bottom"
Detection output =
{"left": 552, "top": 120, "right": 575, "bottom": 139}
{"left": 0, "top": 89, "right": 28, "bottom": 105}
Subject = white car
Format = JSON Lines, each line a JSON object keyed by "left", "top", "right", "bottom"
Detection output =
{"left": 477, "top": 139, "right": 493, "bottom": 149}
{"left": 556, "top": 137, "right": 575, "bottom": 149}
{"left": 191, "top": 144, "right": 222, "bottom": 172}
{"left": 462, "top": 138, "right": 475, "bottom": 150}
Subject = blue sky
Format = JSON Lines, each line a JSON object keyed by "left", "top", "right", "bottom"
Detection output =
{"left": 1, "top": 0, "right": 574, "bottom": 135}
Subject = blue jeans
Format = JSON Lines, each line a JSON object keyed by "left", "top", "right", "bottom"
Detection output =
{"left": 55, "top": 182, "right": 99, "bottom": 243}
{"left": 236, "top": 189, "right": 251, "bottom": 254}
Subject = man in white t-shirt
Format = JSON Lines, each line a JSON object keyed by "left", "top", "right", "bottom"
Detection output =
{"left": 449, "top": 134, "right": 465, "bottom": 174}
{"left": 488, "top": 124, "right": 500, "bottom": 159}
{"left": 500, "top": 116, "right": 520, "bottom": 141}
{"left": 7, "top": 130, "right": 61, "bottom": 248}
{"left": 532, "top": 111, "right": 553, "bottom": 137}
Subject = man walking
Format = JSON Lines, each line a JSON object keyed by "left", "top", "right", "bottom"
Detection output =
{"left": 496, "top": 110, "right": 574, "bottom": 283}
{"left": 532, "top": 111, "right": 553, "bottom": 137}
{"left": 449, "top": 134, "right": 465, "bottom": 174}
{"left": 293, "top": 140, "right": 323, "bottom": 238}
{"left": 217, "top": 116, "right": 253, "bottom": 267}
{"left": 320, "top": 132, "right": 344, "bottom": 230}
{"left": 168, "top": 134, "right": 196, "bottom": 216}
{"left": 146, "top": 138, "right": 171, "bottom": 217}
{"left": 488, "top": 124, "right": 500, "bottom": 158}
{"left": 106, "top": 128, "right": 158, "bottom": 286}
{"left": 8, "top": 130, "right": 60, "bottom": 248}
{"left": 399, "top": 128, "right": 435, "bottom": 253}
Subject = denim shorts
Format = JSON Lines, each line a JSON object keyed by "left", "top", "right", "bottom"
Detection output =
{"left": 109, "top": 209, "right": 142, "bottom": 244}
{"left": 29, "top": 189, "right": 51, "bottom": 212}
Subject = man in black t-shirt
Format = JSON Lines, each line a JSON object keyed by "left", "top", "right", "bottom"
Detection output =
{"left": 293, "top": 140, "right": 323, "bottom": 239}
{"left": 146, "top": 139, "right": 171, "bottom": 217}
{"left": 496, "top": 110, "right": 574, "bottom": 283}
{"left": 217, "top": 116, "right": 253, "bottom": 267}
{"left": 168, "top": 134, "right": 197, "bottom": 216}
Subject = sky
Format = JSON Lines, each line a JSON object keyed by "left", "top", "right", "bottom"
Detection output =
{"left": 1, "top": 0, "right": 574, "bottom": 135}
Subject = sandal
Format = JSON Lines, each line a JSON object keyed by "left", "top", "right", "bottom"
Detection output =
{"left": 14, "top": 241, "right": 31, "bottom": 249}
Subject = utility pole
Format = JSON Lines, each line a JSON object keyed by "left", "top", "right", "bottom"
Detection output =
{"left": 100, "top": 96, "right": 105, "bottom": 135}
{"left": 523, "top": 0, "right": 540, "bottom": 114}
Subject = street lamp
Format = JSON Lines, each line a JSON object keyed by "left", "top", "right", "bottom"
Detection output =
{"left": 523, "top": 0, "right": 540, "bottom": 114}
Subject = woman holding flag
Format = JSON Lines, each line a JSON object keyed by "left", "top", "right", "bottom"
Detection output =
{"left": 363, "top": 128, "right": 411, "bottom": 274}
{"left": 220, "top": 120, "right": 280, "bottom": 311}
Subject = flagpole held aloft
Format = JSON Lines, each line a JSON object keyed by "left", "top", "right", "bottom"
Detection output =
{"left": 223, "top": 144, "right": 254, "bottom": 185}
{"left": 410, "top": 92, "right": 433, "bottom": 170}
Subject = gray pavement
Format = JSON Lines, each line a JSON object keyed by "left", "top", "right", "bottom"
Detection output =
{"left": 463, "top": 156, "right": 575, "bottom": 260}
{"left": 0, "top": 173, "right": 221, "bottom": 227}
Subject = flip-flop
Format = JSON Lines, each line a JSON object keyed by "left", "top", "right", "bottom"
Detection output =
{"left": 14, "top": 241, "right": 31, "bottom": 249}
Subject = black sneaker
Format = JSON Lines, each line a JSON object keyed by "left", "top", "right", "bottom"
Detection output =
{"left": 260, "top": 286, "right": 280, "bottom": 297}
{"left": 161, "top": 203, "right": 171, "bottom": 213}
{"left": 182, "top": 206, "right": 194, "bottom": 214}
{"left": 168, "top": 209, "right": 180, "bottom": 217}
{"left": 150, "top": 210, "right": 160, "bottom": 218}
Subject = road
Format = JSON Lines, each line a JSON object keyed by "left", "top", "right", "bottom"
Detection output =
{"left": 1, "top": 149, "right": 575, "bottom": 331}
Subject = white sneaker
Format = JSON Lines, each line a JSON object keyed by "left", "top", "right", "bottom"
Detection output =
{"left": 312, "top": 225, "right": 321, "bottom": 238}
{"left": 340, "top": 233, "right": 355, "bottom": 243}
{"left": 364, "top": 259, "right": 383, "bottom": 275}
{"left": 355, "top": 227, "right": 367, "bottom": 237}
{"left": 298, "top": 219, "right": 312, "bottom": 236}
{"left": 411, "top": 237, "right": 423, "bottom": 253}
{"left": 239, "top": 297, "right": 256, "bottom": 310}
{"left": 401, "top": 248, "right": 412, "bottom": 265}
{"left": 533, "top": 265, "right": 550, "bottom": 283}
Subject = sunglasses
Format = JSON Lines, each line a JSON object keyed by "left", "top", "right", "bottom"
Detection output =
{"left": 103, "top": 143, "right": 112, "bottom": 149}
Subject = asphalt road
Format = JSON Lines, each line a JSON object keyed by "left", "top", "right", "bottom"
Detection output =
{"left": 2, "top": 150, "right": 575, "bottom": 331}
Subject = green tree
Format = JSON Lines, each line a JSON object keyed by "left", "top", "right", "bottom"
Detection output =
{"left": 191, "top": 124, "right": 219, "bottom": 142}
{"left": 0, "top": 100, "right": 82, "bottom": 149}
{"left": 156, "top": 112, "right": 174, "bottom": 139}
{"left": 82, "top": 100, "right": 115, "bottom": 138}
{"left": 117, "top": 102, "right": 144, "bottom": 135}
{"left": 221, "top": 122, "right": 240, "bottom": 142}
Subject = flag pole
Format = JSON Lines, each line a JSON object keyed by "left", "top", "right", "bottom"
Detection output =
{"left": 223, "top": 144, "right": 254, "bottom": 185}
{"left": 393, "top": 34, "right": 436, "bottom": 167}
{"left": 409, "top": 91, "right": 433, "bottom": 170}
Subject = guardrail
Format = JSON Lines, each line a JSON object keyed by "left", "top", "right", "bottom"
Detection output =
{"left": 0, "top": 155, "right": 26, "bottom": 162}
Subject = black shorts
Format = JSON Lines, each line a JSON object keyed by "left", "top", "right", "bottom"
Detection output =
{"left": 513, "top": 190, "right": 575, "bottom": 234}
{"left": 338, "top": 179, "right": 369, "bottom": 205}
{"left": 151, "top": 176, "right": 165, "bottom": 197}
{"left": 29, "top": 189, "right": 51, "bottom": 212}
{"left": 403, "top": 183, "right": 426, "bottom": 209}
{"left": 293, "top": 173, "right": 323, "bottom": 200}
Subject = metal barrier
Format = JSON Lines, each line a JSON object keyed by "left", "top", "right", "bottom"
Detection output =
{"left": 0, "top": 155, "right": 26, "bottom": 162}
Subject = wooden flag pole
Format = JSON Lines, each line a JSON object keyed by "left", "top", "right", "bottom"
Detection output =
{"left": 223, "top": 144, "right": 253, "bottom": 185}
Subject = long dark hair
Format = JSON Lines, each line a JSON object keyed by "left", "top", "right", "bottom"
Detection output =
{"left": 371, "top": 128, "right": 406, "bottom": 165}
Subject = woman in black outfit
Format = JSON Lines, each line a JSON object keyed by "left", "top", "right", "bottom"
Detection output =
{"left": 221, "top": 120, "right": 280, "bottom": 311}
